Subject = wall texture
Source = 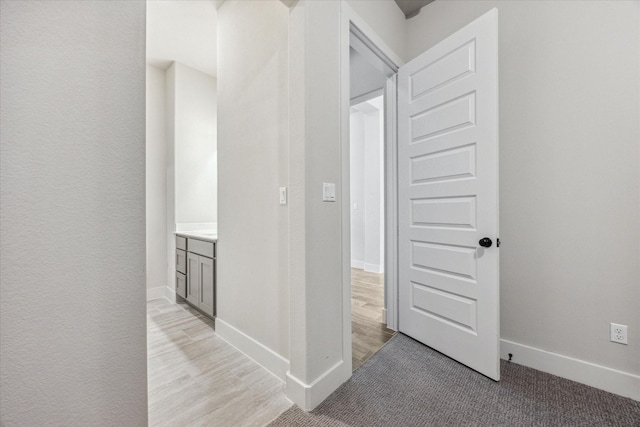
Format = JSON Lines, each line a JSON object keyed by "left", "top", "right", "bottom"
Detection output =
{"left": 407, "top": 0, "right": 640, "bottom": 385}
{"left": 146, "top": 65, "right": 168, "bottom": 290}
{"left": 0, "top": 1, "right": 148, "bottom": 425}
{"left": 217, "top": 0, "right": 290, "bottom": 359}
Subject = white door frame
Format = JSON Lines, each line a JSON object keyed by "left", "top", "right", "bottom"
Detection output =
{"left": 340, "top": 3, "right": 403, "bottom": 356}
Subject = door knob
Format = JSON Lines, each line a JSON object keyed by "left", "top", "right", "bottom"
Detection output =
{"left": 478, "top": 237, "right": 493, "bottom": 248}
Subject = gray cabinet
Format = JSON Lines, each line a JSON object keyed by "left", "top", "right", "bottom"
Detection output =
{"left": 176, "top": 272, "right": 186, "bottom": 298}
{"left": 176, "top": 242, "right": 187, "bottom": 298}
{"left": 177, "top": 236, "right": 216, "bottom": 319}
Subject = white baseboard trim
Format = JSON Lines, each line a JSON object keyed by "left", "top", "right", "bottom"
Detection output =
{"left": 364, "top": 263, "right": 383, "bottom": 274}
{"left": 216, "top": 318, "right": 289, "bottom": 383}
{"left": 501, "top": 339, "right": 640, "bottom": 401}
{"left": 286, "top": 360, "right": 351, "bottom": 411}
{"left": 351, "top": 260, "right": 364, "bottom": 269}
{"left": 147, "top": 286, "right": 171, "bottom": 302}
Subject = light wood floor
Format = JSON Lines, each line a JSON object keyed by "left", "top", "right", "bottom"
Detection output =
{"left": 147, "top": 270, "right": 393, "bottom": 425}
{"left": 351, "top": 268, "right": 396, "bottom": 371}
{"left": 147, "top": 299, "right": 292, "bottom": 427}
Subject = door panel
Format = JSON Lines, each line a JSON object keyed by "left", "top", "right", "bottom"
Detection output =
{"left": 398, "top": 9, "right": 499, "bottom": 380}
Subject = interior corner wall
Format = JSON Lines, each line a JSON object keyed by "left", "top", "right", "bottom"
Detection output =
{"left": 165, "top": 63, "right": 177, "bottom": 302}
{"left": 146, "top": 65, "right": 168, "bottom": 291}
{"left": 217, "top": 0, "right": 290, "bottom": 363}
{"left": 407, "top": 0, "right": 640, "bottom": 391}
{"left": 0, "top": 1, "right": 148, "bottom": 425}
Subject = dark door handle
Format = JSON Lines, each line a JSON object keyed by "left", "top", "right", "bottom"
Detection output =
{"left": 479, "top": 237, "right": 493, "bottom": 248}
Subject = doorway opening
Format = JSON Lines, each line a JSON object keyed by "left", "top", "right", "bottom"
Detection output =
{"left": 349, "top": 95, "right": 395, "bottom": 370}
{"left": 343, "top": 9, "right": 500, "bottom": 381}
{"left": 348, "top": 24, "right": 399, "bottom": 371}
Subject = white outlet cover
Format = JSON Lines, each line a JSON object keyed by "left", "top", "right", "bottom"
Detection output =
{"left": 610, "top": 323, "right": 628, "bottom": 345}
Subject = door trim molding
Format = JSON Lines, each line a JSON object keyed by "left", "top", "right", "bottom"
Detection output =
{"left": 383, "top": 74, "right": 399, "bottom": 331}
{"left": 342, "top": 5, "right": 403, "bottom": 346}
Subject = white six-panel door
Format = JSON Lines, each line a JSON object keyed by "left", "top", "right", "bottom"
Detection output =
{"left": 398, "top": 9, "right": 499, "bottom": 380}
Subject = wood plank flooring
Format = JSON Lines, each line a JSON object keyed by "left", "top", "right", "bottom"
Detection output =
{"left": 147, "top": 269, "right": 392, "bottom": 424}
{"left": 351, "top": 268, "right": 395, "bottom": 371}
{"left": 147, "top": 299, "right": 292, "bottom": 427}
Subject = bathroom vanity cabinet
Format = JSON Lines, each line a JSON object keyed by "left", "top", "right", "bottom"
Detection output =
{"left": 175, "top": 234, "right": 216, "bottom": 319}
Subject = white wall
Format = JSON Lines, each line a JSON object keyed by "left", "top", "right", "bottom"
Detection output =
{"left": 0, "top": 1, "right": 148, "bottom": 425}
{"left": 165, "top": 64, "right": 177, "bottom": 301}
{"left": 171, "top": 62, "right": 218, "bottom": 228}
{"left": 350, "top": 99, "right": 385, "bottom": 273}
{"left": 362, "top": 98, "right": 384, "bottom": 273}
{"left": 146, "top": 65, "right": 168, "bottom": 291}
{"left": 288, "top": 0, "right": 350, "bottom": 409}
{"left": 345, "top": 0, "right": 407, "bottom": 61}
{"left": 217, "top": 0, "right": 290, "bottom": 367}
{"left": 350, "top": 110, "right": 366, "bottom": 267}
{"left": 286, "top": 0, "right": 409, "bottom": 409}
{"left": 407, "top": 0, "right": 640, "bottom": 397}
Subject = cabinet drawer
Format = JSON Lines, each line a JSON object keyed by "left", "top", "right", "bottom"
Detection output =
{"left": 176, "top": 249, "right": 186, "bottom": 274}
{"left": 176, "top": 272, "right": 186, "bottom": 298}
{"left": 176, "top": 236, "right": 187, "bottom": 250}
{"left": 187, "top": 238, "right": 215, "bottom": 258}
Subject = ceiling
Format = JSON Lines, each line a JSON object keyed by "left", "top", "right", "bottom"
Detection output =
{"left": 394, "top": 0, "right": 435, "bottom": 19}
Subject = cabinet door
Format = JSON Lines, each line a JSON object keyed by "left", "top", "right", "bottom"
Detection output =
{"left": 176, "top": 249, "right": 186, "bottom": 274}
{"left": 176, "top": 272, "right": 186, "bottom": 298}
{"left": 186, "top": 252, "right": 200, "bottom": 306}
{"left": 199, "top": 256, "right": 215, "bottom": 317}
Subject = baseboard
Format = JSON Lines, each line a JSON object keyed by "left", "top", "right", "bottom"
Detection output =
{"left": 216, "top": 318, "right": 289, "bottom": 383}
{"left": 147, "top": 286, "right": 169, "bottom": 302}
{"left": 501, "top": 339, "right": 640, "bottom": 401}
{"left": 364, "top": 263, "right": 383, "bottom": 274}
{"left": 286, "top": 360, "right": 351, "bottom": 411}
{"left": 351, "top": 260, "right": 364, "bottom": 269}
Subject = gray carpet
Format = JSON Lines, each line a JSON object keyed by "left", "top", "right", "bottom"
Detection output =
{"left": 269, "top": 334, "right": 640, "bottom": 426}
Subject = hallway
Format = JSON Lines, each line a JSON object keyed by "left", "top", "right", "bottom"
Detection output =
{"left": 147, "top": 299, "right": 291, "bottom": 426}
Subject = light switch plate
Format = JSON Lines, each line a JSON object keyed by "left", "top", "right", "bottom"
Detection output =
{"left": 279, "top": 187, "right": 287, "bottom": 205}
{"left": 323, "top": 183, "right": 336, "bottom": 202}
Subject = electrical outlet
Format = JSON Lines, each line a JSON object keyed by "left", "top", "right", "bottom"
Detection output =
{"left": 610, "top": 323, "right": 628, "bottom": 345}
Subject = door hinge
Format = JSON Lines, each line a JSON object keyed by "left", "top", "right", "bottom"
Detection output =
{"left": 497, "top": 238, "right": 500, "bottom": 247}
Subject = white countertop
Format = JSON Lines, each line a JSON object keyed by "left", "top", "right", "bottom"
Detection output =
{"left": 175, "top": 230, "right": 218, "bottom": 243}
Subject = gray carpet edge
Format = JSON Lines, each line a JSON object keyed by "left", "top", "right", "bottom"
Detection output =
{"left": 268, "top": 334, "right": 640, "bottom": 427}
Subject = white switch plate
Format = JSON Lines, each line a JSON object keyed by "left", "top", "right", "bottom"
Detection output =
{"left": 279, "top": 187, "right": 287, "bottom": 205}
{"left": 322, "top": 183, "right": 336, "bottom": 202}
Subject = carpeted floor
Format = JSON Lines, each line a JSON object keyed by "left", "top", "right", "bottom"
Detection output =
{"left": 268, "top": 334, "right": 640, "bottom": 426}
